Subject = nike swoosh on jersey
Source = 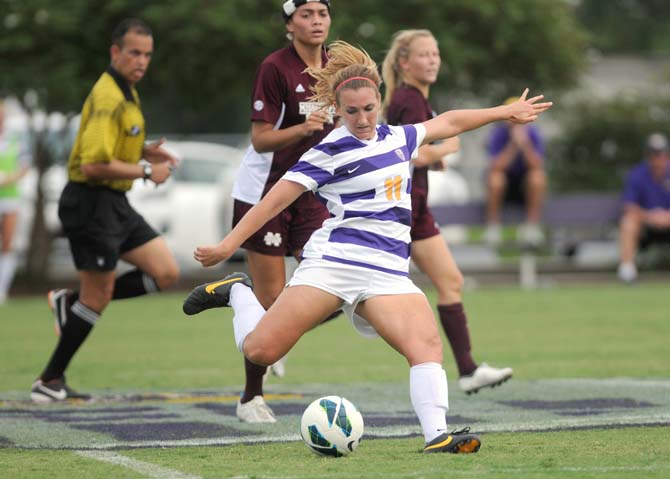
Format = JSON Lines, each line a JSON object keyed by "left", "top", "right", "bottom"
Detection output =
{"left": 205, "top": 277, "right": 244, "bottom": 294}
{"left": 37, "top": 385, "right": 67, "bottom": 400}
{"left": 347, "top": 166, "right": 361, "bottom": 174}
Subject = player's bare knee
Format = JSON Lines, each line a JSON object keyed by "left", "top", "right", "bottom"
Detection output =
{"left": 445, "top": 269, "right": 464, "bottom": 296}
{"left": 404, "top": 334, "right": 443, "bottom": 365}
{"left": 155, "top": 265, "right": 179, "bottom": 290}
{"left": 243, "top": 338, "right": 280, "bottom": 366}
{"left": 244, "top": 347, "right": 276, "bottom": 367}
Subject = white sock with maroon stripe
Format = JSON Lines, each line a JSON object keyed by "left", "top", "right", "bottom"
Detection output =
{"left": 410, "top": 362, "right": 449, "bottom": 443}
{"left": 229, "top": 283, "right": 266, "bottom": 352}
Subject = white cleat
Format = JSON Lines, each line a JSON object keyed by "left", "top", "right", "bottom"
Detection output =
{"left": 236, "top": 395, "right": 277, "bottom": 423}
{"left": 459, "top": 363, "right": 513, "bottom": 395}
{"left": 517, "top": 223, "right": 545, "bottom": 247}
{"left": 483, "top": 224, "right": 502, "bottom": 246}
{"left": 270, "top": 355, "right": 287, "bottom": 378}
{"left": 617, "top": 262, "right": 638, "bottom": 284}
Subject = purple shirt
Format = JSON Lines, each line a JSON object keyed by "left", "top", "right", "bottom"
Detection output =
{"left": 487, "top": 124, "right": 545, "bottom": 177}
{"left": 249, "top": 45, "right": 333, "bottom": 192}
{"left": 622, "top": 161, "right": 670, "bottom": 209}
{"left": 386, "top": 84, "right": 434, "bottom": 193}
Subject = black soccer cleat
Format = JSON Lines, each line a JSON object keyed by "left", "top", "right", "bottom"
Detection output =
{"left": 48, "top": 289, "right": 72, "bottom": 337}
{"left": 31, "top": 377, "right": 91, "bottom": 403}
{"left": 423, "top": 427, "right": 481, "bottom": 454}
{"left": 182, "top": 272, "right": 252, "bottom": 315}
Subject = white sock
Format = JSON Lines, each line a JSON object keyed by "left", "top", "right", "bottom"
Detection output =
{"left": 0, "top": 253, "right": 18, "bottom": 300}
{"left": 410, "top": 362, "right": 449, "bottom": 443}
{"left": 229, "top": 282, "right": 265, "bottom": 352}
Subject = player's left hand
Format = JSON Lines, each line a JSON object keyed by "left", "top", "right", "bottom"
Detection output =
{"left": 194, "top": 241, "right": 234, "bottom": 267}
{"left": 144, "top": 138, "right": 179, "bottom": 167}
{"left": 507, "top": 88, "right": 553, "bottom": 124}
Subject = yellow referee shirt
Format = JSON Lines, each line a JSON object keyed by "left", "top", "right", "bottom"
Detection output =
{"left": 68, "top": 67, "right": 145, "bottom": 192}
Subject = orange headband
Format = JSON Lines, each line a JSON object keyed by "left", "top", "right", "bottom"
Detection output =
{"left": 335, "top": 76, "right": 376, "bottom": 92}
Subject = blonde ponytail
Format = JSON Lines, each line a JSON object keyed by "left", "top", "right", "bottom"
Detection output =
{"left": 307, "top": 40, "right": 381, "bottom": 107}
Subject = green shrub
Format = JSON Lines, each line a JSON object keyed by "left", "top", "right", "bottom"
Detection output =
{"left": 548, "top": 95, "right": 670, "bottom": 192}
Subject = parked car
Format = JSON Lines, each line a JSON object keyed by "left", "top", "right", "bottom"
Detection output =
{"left": 426, "top": 151, "right": 470, "bottom": 208}
{"left": 14, "top": 165, "right": 67, "bottom": 255}
{"left": 127, "top": 141, "right": 244, "bottom": 269}
{"left": 425, "top": 152, "right": 471, "bottom": 244}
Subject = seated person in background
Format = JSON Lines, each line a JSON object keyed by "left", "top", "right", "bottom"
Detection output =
{"left": 618, "top": 132, "right": 670, "bottom": 283}
{"left": 484, "top": 97, "right": 547, "bottom": 247}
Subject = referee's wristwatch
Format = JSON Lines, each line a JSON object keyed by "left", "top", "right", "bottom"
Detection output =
{"left": 142, "top": 164, "right": 153, "bottom": 182}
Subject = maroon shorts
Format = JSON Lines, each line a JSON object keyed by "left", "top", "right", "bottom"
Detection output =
{"left": 410, "top": 189, "right": 441, "bottom": 241}
{"left": 233, "top": 192, "right": 329, "bottom": 256}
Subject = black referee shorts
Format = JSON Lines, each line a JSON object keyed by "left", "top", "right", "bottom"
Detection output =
{"left": 58, "top": 181, "right": 159, "bottom": 271}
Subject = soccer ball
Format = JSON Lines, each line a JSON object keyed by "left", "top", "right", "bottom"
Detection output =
{"left": 300, "top": 395, "right": 364, "bottom": 457}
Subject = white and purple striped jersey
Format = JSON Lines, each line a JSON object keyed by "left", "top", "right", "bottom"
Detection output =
{"left": 282, "top": 123, "right": 426, "bottom": 276}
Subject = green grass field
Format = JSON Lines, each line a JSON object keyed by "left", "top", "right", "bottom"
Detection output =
{"left": 1, "top": 281, "right": 669, "bottom": 478}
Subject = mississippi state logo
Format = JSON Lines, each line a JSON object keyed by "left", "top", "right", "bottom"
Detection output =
{"left": 263, "top": 232, "right": 282, "bottom": 247}
{"left": 253, "top": 100, "right": 264, "bottom": 112}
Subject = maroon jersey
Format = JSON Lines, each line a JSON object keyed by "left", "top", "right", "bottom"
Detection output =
{"left": 386, "top": 84, "right": 441, "bottom": 241}
{"left": 233, "top": 45, "right": 334, "bottom": 204}
{"left": 386, "top": 84, "right": 434, "bottom": 193}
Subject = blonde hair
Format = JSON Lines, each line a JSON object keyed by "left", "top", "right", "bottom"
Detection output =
{"left": 307, "top": 40, "right": 381, "bottom": 107}
{"left": 381, "top": 29, "right": 435, "bottom": 115}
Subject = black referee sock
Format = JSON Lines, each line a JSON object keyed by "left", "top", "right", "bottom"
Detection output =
{"left": 111, "top": 269, "right": 160, "bottom": 299}
{"left": 41, "top": 301, "right": 99, "bottom": 382}
{"left": 69, "top": 269, "right": 159, "bottom": 304}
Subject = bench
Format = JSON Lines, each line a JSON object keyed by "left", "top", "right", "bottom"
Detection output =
{"left": 429, "top": 193, "right": 622, "bottom": 287}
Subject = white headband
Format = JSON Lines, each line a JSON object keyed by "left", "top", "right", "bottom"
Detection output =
{"left": 282, "top": 0, "right": 330, "bottom": 18}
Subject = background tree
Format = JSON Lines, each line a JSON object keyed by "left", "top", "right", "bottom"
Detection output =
{"left": 0, "top": 0, "right": 588, "bottom": 279}
{"left": 2, "top": 0, "right": 587, "bottom": 133}
{"left": 575, "top": 0, "right": 670, "bottom": 53}
{"left": 549, "top": 1, "right": 670, "bottom": 193}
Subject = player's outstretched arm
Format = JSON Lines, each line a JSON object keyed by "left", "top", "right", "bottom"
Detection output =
{"left": 422, "top": 89, "right": 552, "bottom": 145}
{"left": 193, "top": 179, "right": 306, "bottom": 267}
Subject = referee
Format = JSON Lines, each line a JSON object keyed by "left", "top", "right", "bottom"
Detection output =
{"left": 31, "top": 18, "right": 179, "bottom": 402}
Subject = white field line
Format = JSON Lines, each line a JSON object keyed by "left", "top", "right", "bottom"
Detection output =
{"left": 68, "top": 433, "right": 303, "bottom": 450}
{"left": 75, "top": 450, "right": 202, "bottom": 479}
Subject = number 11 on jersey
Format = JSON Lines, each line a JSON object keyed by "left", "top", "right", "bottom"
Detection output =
{"left": 384, "top": 175, "right": 402, "bottom": 201}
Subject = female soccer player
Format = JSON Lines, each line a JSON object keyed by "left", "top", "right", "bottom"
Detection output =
{"left": 184, "top": 41, "right": 551, "bottom": 453}
{"left": 382, "top": 29, "right": 512, "bottom": 394}
{"left": 229, "top": 0, "right": 333, "bottom": 423}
